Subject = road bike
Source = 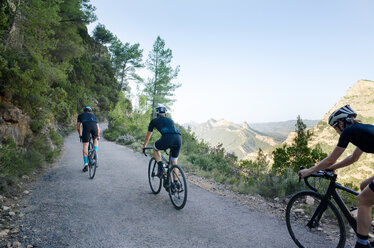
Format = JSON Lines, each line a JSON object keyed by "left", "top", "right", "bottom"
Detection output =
{"left": 87, "top": 135, "right": 97, "bottom": 179}
{"left": 286, "top": 166, "right": 360, "bottom": 248}
{"left": 143, "top": 147, "right": 187, "bottom": 210}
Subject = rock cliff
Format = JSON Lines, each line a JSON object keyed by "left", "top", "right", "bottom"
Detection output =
{"left": 0, "top": 103, "right": 32, "bottom": 146}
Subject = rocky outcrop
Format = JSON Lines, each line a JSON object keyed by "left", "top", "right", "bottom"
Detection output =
{"left": 0, "top": 104, "right": 32, "bottom": 146}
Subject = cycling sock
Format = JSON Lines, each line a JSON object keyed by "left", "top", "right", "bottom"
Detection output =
{"left": 94, "top": 146, "right": 98, "bottom": 151}
{"left": 357, "top": 233, "right": 369, "bottom": 245}
{"left": 83, "top": 156, "right": 88, "bottom": 165}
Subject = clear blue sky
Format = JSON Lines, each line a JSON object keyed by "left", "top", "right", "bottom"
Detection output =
{"left": 87, "top": 0, "right": 374, "bottom": 124}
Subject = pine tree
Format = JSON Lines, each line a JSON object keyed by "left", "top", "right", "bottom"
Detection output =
{"left": 144, "top": 36, "right": 180, "bottom": 119}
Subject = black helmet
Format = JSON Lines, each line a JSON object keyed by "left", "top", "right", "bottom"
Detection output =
{"left": 328, "top": 105, "right": 357, "bottom": 127}
{"left": 83, "top": 106, "right": 92, "bottom": 112}
{"left": 155, "top": 104, "right": 167, "bottom": 114}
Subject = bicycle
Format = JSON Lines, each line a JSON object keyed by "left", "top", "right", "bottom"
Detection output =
{"left": 87, "top": 135, "right": 97, "bottom": 179}
{"left": 143, "top": 147, "right": 187, "bottom": 210}
{"left": 285, "top": 166, "right": 360, "bottom": 248}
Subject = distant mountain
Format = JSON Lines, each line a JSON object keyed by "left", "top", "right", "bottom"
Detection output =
{"left": 285, "top": 80, "right": 374, "bottom": 184}
{"left": 185, "top": 119, "right": 277, "bottom": 159}
{"left": 248, "top": 120, "right": 319, "bottom": 142}
{"left": 184, "top": 118, "right": 319, "bottom": 159}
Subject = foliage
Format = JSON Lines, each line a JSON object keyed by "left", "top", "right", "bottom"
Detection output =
{"left": 144, "top": 36, "right": 180, "bottom": 119}
{"left": 238, "top": 148, "right": 269, "bottom": 180}
{"left": 0, "top": 0, "right": 122, "bottom": 194}
{"left": 272, "top": 116, "right": 328, "bottom": 174}
{"left": 109, "top": 37, "right": 143, "bottom": 92}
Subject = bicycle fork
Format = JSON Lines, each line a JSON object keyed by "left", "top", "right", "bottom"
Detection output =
{"left": 307, "top": 197, "right": 329, "bottom": 229}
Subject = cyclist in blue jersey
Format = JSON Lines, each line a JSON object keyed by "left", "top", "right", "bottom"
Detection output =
{"left": 299, "top": 105, "right": 374, "bottom": 248}
{"left": 141, "top": 104, "right": 182, "bottom": 177}
{"left": 77, "top": 106, "right": 100, "bottom": 172}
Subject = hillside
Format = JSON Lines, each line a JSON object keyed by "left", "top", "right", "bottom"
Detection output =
{"left": 289, "top": 80, "right": 374, "bottom": 184}
{"left": 186, "top": 119, "right": 319, "bottom": 160}
{"left": 249, "top": 120, "right": 319, "bottom": 142}
{"left": 186, "top": 119, "right": 278, "bottom": 159}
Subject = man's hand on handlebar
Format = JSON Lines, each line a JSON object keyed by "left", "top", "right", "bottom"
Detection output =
{"left": 298, "top": 167, "right": 313, "bottom": 179}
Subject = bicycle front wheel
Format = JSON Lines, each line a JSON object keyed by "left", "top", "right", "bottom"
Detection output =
{"left": 286, "top": 190, "right": 346, "bottom": 248}
{"left": 148, "top": 158, "right": 162, "bottom": 194}
{"left": 88, "top": 149, "right": 97, "bottom": 179}
{"left": 168, "top": 164, "right": 187, "bottom": 210}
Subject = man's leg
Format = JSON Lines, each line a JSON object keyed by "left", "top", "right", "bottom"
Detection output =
{"left": 171, "top": 158, "right": 180, "bottom": 181}
{"left": 153, "top": 148, "right": 161, "bottom": 162}
{"left": 361, "top": 176, "right": 374, "bottom": 191}
{"left": 153, "top": 148, "right": 164, "bottom": 177}
{"left": 356, "top": 182, "right": 374, "bottom": 247}
{"left": 82, "top": 142, "right": 89, "bottom": 172}
{"left": 93, "top": 138, "right": 98, "bottom": 151}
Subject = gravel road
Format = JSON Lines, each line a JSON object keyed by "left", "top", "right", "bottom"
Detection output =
{"left": 15, "top": 127, "right": 338, "bottom": 248}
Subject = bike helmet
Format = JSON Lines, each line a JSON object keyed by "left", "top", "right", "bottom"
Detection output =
{"left": 328, "top": 105, "right": 357, "bottom": 127}
{"left": 83, "top": 106, "right": 92, "bottom": 112}
{"left": 155, "top": 104, "right": 167, "bottom": 114}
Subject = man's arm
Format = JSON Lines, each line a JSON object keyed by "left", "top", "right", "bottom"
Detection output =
{"left": 299, "top": 146, "right": 345, "bottom": 178}
{"left": 328, "top": 147, "right": 363, "bottom": 170}
{"left": 77, "top": 122, "right": 82, "bottom": 136}
{"left": 97, "top": 123, "right": 100, "bottom": 139}
{"left": 142, "top": 131, "right": 152, "bottom": 149}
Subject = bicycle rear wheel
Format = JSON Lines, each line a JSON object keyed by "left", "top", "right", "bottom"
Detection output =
{"left": 148, "top": 158, "right": 162, "bottom": 194}
{"left": 168, "top": 164, "right": 187, "bottom": 210}
{"left": 286, "top": 190, "right": 346, "bottom": 248}
{"left": 88, "top": 140, "right": 97, "bottom": 179}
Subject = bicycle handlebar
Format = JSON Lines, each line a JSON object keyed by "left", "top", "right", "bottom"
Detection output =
{"left": 142, "top": 147, "right": 169, "bottom": 157}
{"left": 299, "top": 166, "right": 336, "bottom": 192}
{"left": 143, "top": 147, "right": 153, "bottom": 157}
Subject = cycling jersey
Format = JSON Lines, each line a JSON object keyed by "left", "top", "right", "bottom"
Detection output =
{"left": 77, "top": 113, "right": 98, "bottom": 143}
{"left": 77, "top": 113, "right": 98, "bottom": 123}
{"left": 148, "top": 116, "right": 181, "bottom": 160}
{"left": 337, "top": 123, "right": 374, "bottom": 153}
{"left": 148, "top": 117, "right": 181, "bottom": 135}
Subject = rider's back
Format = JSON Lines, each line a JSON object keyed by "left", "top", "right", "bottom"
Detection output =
{"left": 77, "top": 112, "right": 97, "bottom": 124}
{"left": 148, "top": 117, "right": 181, "bottom": 135}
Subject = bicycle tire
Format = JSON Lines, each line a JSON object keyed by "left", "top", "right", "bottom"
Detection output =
{"left": 168, "top": 164, "right": 187, "bottom": 210}
{"left": 148, "top": 157, "right": 162, "bottom": 194}
{"left": 286, "top": 190, "right": 346, "bottom": 248}
{"left": 88, "top": 139, "right": 97, "bottom": 179}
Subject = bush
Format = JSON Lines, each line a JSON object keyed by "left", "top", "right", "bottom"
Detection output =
{"left": 30, "top": 119, "right": 47, "bottom": 133}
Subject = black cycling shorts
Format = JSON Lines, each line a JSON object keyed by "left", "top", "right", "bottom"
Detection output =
{"left": 81, "top": 122, "right": 98, "bottom": 143}
{"left": 154, "top": 134, "right": 182, "bottom": 159}
{"left": 369, "top": 180, "right": 374, "bottom": 192}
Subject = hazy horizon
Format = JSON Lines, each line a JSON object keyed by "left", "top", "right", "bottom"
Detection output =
{"left": 88, "top": 1, "right": 374, "bottom": 124}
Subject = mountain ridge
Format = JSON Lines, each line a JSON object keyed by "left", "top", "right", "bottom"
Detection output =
{"left": 185, "top": 118, "right": 319, "bottom": 159}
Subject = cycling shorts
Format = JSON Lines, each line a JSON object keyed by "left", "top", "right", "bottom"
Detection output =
{"left": 81, "top": 122, "right": 98, "bottom": 143}
{"left": 369, "top": 180, "right": 374, "bottom": 192}
{"left": 154, "top": 134, "right": 182, "bottom": 161}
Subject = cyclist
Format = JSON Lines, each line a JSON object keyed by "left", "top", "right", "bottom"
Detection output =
{"left": 141, "top": 104, "right": 182, "bottom": 179}
{"left": 299, "top": 105, "right": 374, "bottom": 248}
{"left": 77, "top": 106, "right": 100, "bottom": 172}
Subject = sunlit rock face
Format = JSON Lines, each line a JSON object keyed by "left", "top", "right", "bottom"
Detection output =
{"left": 0, "top": 104, "right": 32, "bottom": 146}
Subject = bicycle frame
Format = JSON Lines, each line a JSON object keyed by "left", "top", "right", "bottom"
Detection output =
{"left": 305, "top": 171, "right": 359, "bottom": 233}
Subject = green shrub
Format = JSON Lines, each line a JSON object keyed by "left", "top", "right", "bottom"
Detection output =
{"left": 30, "top": 119, "right": 47, "bottom": 133}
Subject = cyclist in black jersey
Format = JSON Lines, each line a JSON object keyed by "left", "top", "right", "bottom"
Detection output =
{"left": 141, "top": 104, "right": 182, "bottom": 177}
{"left": 299, "top": 105, "right": 374, "bottom": 248}
{"left": 77, "top": 106, "right": 100, "bottom": 172}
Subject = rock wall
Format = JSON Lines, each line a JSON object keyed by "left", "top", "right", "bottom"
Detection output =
{"left": 0, "top": 103, "right": 32, "bottom": 146}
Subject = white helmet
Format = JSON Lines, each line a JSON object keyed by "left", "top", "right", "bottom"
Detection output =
{"left": 155, "top": 104, "right": 167, "bottom": 114}
{"left": 328, "top": 105, "right": 357, "bottom": 127}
